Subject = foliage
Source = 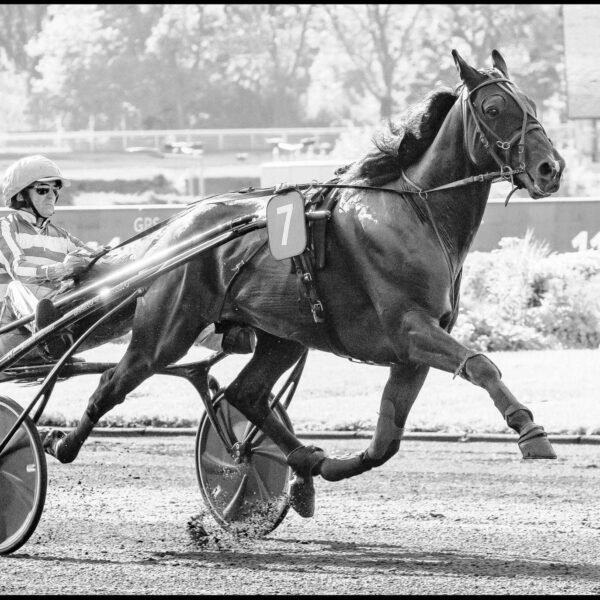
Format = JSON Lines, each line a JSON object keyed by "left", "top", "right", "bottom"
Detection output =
{"left": 216, "top": 4, "right": 320, "bottom": 127}
{"left": 432, "top": 5, "right": 564, "bottom": 120}
{"left": 453, "top": 232, "right": 600, "bottom": 350}
{"left": 320, "top": 5, "right": 439, "bottom": 120}
{"left": 554, "top": 142, "right": 600, "bottom": 197}
{"left": 21, "top": 4, "right": 321, "bottom": 130}
{"left": 0, "top": 4, "right": 48, "bottom": 73}
{"left": 0, "top": 4, "right": 568, "bottom": 130}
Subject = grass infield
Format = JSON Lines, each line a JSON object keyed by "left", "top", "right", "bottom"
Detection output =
{"left": 5, "top": 343, "right": 598, "bottom": 436}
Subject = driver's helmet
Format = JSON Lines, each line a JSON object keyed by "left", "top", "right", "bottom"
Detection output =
{"left": 1, "top": 155, "right": 71, "bottom": 207}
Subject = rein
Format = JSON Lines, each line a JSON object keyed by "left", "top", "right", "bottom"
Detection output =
{"left": 90, "top": 74, "right": 536, "bottom": 268}
{"left": 83, "top": 195, "right": 221, "bottom": 272}
{"left": 302, "top": 167, "right": 520, "bottom": 202}
{"left": 85, "top": 73, "right": 541, "bottom": 295}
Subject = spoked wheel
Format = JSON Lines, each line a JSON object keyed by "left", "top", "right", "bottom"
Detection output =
{"left": 195, "top": 391, "right": 293, "bottom": 537}
{"left": 0, "top": 396, "right": 47, "bottom": 555}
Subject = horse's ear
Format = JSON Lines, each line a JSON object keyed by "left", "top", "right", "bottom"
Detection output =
{"left": 491, "top": 49, "right": 509, "bottom": 77}
{"left": 452, "top": 49, "right": 483, "bottom": 90}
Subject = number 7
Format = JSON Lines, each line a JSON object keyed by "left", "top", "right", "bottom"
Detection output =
{"left": 277, "top": 203, "right": 293, "bottom": 246}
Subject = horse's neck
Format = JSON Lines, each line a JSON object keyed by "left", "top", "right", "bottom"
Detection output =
{"left": 402, "top": 104, "right": 491, "bottom": 268}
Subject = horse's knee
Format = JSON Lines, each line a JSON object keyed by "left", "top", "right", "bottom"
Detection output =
{"left": 461, "top": 353, "right": 502, "bottom": 387}
{"left": 86, "top": 365, "right": 129, "bottom": 422}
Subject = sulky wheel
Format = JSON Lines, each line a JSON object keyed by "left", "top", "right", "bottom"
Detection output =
{"left": 195, "top": 392, "right": 293, "bottom": 537}
{"left": 0, "top": 396, "right": 47, "bottom": 555}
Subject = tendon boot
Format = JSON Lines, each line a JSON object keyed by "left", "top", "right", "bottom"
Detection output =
{"left": 35, "top": 298, "right": 72, "bottom": 361}
{"left": 221, "top": 324, "right": 256, "bottom": 354}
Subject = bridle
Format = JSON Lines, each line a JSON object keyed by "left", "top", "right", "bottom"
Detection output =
{"left": 460, "top": 72, "right": 548, "bottom": 203}
{"left": 310, "top": 71, "right": 550, "bottom": 207}
{"left": 297, "top": 73, "right": 553, "bottom": 311}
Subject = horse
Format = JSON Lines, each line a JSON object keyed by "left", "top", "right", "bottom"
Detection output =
{"left": 43, "top": 49, "right": 565, "bottom": 519}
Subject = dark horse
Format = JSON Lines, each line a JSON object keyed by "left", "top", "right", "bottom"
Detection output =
{"left": 44, "top": 50, "right": 564, "bottom": 518}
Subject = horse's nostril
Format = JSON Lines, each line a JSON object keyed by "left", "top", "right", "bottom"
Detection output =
{"left": 538, "top": 161, "right": 554, "bottom": 178}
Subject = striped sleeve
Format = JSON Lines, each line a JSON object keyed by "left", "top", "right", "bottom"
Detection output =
{"left": 0, "top": 217, "right": 41, "bottom": 282}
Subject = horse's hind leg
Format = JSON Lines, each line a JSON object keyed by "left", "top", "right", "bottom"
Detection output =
{"left": 44, "top": 276, "right": 209, "bottom": 464}
{"left": 318, "top": 362, "right": 429, "bottom": 481}
{"left": 399, "top": 310, "right": 556, "bottom": 459}
{"left": 224, "top": 330, "right": 325, "bottom": 518}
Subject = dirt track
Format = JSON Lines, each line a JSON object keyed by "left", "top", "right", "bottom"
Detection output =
{"left": 1, "top": 436, "right": 599, "bottom": 595}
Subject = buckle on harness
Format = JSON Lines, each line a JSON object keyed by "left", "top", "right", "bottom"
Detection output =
{"left": 311, "top": 301, "right": 325, "bottom": 323}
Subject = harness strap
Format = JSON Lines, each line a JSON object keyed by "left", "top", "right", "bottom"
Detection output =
{"left": 291, "top": 253, "right": 325, "bottom": 324}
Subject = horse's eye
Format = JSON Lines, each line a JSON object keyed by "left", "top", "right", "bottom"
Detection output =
{"left": 485, "top": 106, "right": 500, "bottom": 118}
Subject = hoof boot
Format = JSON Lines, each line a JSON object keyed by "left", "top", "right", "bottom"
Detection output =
{"left": 43, "top": 429, "right": 79, "bottom": 464}
{"left": 518, "top": 425, "right": 557, "bottom": 459}
{"left": 289, "top": 474, "right": 315, "bottom": 518}
{"left": 43, "top": 429, "right": 68, "bottom": 461}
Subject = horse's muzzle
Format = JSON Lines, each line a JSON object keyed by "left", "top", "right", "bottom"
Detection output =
{"left": 518, "top": 153, "right": 565, "bottom": 198}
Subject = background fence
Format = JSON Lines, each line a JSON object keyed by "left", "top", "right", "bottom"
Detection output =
{"left": 0, "top": 122, "right": 593, "bottom": 156}
{"left": 0, "top": 127, "right": 347, "bottom": 154}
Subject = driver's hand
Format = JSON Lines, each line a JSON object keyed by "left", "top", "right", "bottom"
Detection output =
{"left": 62, "top": 254, "right": 92, "bottom": 276}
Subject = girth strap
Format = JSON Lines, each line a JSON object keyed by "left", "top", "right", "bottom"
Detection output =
{"left": 292, "top": 252, "right": 325, "bottom": 324}
{"left": 287, "top": 185, "right": 352, "bottom": 358}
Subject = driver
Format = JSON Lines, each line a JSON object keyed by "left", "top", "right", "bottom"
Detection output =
{"left": 0, "top": 154, "right": 254, "bottom": 363}
{"left": 0, "top": 155, "right": 93, "bottom": 361}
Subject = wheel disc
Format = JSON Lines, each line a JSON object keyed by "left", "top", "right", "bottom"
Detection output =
{"left": 0, "top": 396, "right": 47, "bottom": 555}
{"left": 195, "top": 394, "right": 292, "bottom": 536}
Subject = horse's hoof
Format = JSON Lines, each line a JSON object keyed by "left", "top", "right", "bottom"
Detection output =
{"left": 289, "top": 474, "right": 315, "bottom": 518}
{"left": 42, "top": 429, "right": 78, "bottom": 464}
{"left": 518, "top": 425, "right": 557, "bottom": 459}
{"left": 43, "top": 429, "right": 68, "bottom": 461}
{"left": 286, "top": 445, "right": 324, "bottom": 518}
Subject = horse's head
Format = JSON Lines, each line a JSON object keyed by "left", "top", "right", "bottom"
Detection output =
{"left": 452, "top": 49, "right": 565, "bottom": 199}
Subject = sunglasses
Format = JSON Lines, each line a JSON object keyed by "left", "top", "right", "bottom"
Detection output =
{"left": 27, "top": 182, "right": 63, "bottom": 196}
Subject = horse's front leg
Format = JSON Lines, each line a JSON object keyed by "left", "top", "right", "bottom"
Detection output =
{"left": 317, "top": 362, "right": 429, "bottom": 481}
{"left": 399, "top": 310, "right": 556, "bottom": 459}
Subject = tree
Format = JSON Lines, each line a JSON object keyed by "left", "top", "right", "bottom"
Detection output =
{"left": 26, "top": 4, "right": 160, "bottom": 129}
{"left": 320, "top": 4, "right": 564, "bottom": 124}
{"left": 321, "top": 4, "right": 441, "bottom": 121}
{"left": 0, "top": 4, "right": 49, "bottom": 73}
{"left": 17, "top": 3, "right": 566, "bottom": 131}
{"left": 141, "top": 4, "right": 227, "bottom": 128}
{"left": 215, "top": 4, "right": 320, "bottom": 126}
{"left": 435, "top": 4, "right": 564, "bottom": 119}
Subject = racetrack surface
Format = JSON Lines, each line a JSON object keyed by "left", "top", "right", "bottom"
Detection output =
{"left": 1, "top": 437, "right": 599, "bottom": 595}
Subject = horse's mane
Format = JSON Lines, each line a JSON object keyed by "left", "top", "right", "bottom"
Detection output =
{"left": 337, "top": 86, "right": 459, "bottom": 186}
